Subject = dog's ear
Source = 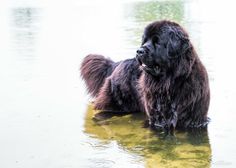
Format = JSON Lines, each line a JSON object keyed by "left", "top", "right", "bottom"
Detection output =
{"left": 166, "top": 27, "right": 190, "bottom": 58}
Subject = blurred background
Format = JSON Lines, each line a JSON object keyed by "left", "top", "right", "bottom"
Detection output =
{"left": 0, "top": 0, "right": 236, "bottom": 167}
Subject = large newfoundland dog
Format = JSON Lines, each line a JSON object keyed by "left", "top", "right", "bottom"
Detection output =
{"left": 81, "top": 20, "right": 210, "bottom": 133}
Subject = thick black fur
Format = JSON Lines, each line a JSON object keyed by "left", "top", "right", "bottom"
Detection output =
{"left": 80, "top": 20, "right": 210, "bottom": 132}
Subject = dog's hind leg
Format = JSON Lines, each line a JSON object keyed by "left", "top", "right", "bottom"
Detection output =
{"left": 94, "top": 77, "right": 124, "bottom": 111}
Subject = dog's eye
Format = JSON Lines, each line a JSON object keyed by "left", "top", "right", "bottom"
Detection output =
{"left": 152, "top": 36, "right": 159, "bottom": 44}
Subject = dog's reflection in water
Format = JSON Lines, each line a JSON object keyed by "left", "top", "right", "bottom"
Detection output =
{"left": 84, "top": 104, "right": 211, "bottom": 168}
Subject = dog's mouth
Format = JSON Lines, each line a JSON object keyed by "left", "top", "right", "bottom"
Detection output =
{"left": 136, "top": 56, "right": 162, "bottom": 76}
{"left": 140, "top": 62, "right": 161, "bottom": 76}
{"left": 141, "top": 63, "right": 147, "bottom": 68}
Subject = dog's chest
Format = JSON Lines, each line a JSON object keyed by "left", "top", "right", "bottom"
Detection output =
{"left": 143, "top": 87, "right": 173, "bottom": 116}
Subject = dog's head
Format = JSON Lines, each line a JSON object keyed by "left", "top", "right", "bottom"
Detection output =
{"left": 136, "top": 20, "right": 193, "bottom": 77}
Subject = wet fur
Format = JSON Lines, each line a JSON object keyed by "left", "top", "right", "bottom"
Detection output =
{"left": 80, "top": 20, "right": 210, "bottom": 132}
{"left": 81, "top": 56, "right": 144, "bottom": 113}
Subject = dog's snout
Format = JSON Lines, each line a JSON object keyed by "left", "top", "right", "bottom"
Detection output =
{"left": 136, "top": 47, "right": 149, "bottom": 65}
{"left": 136, "top": 48, "right": 146, "bottom": 55}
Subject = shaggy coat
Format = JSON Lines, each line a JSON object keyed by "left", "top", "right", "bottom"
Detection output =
{"left": 80, "top": 20, "right": 210, "bottom": 132}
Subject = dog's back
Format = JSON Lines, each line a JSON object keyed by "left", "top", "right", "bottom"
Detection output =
{"left": 81, "top": 55, "right": 143, "bottom": 113}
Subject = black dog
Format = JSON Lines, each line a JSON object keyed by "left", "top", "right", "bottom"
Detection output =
{"left": 80, "top": 20, "right": 210, "bottom": 132}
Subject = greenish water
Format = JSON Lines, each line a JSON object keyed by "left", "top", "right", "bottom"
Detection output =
{"left": 1, "top": 0, "right": 236, "bottom": 167}
{"left": 84, "top": 105, "right": 211, "bottom": 168}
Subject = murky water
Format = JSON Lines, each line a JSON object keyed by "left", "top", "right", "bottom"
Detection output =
{"left": 1, "top": 0, "right": 236, "bottom": 167}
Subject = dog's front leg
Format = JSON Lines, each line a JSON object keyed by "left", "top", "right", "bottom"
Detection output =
{"left": 166, "top": 103, "right": 178, "bottom": 134}
{"left": 149, "top": 100, "right": 167, "bottom": 130}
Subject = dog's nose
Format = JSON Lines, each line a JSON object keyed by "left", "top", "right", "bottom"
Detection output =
{"left": 136, "top": 48, "right": 146, "bottom": 55}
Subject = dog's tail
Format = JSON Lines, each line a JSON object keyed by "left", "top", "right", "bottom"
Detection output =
{"left": 80, "top": 54, "right": 114, "bottom": 97}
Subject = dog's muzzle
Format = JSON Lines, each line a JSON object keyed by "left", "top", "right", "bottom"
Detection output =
{"left": 136, "top": 47, "right": 148, "bottom": 65}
